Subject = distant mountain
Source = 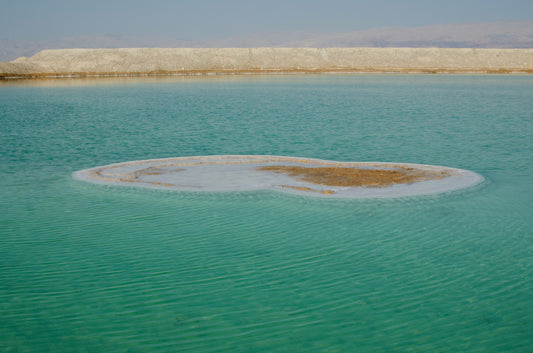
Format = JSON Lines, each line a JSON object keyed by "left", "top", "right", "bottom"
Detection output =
{"left": 199, "top": 21, "right": 533, "bottom": 49}
{"left": 1, "top": 20, "right": 532, "bottom": 62}
{"left": 0, "top": 36, "right": 194, "bottom": 62}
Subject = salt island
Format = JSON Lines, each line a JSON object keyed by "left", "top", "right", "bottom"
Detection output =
{"left": 73, "top": 155, "right": 483, "bottom": 198}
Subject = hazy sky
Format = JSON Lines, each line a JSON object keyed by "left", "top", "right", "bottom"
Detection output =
{"left": 2, "top": 0, "right": 533, "bottom": 41}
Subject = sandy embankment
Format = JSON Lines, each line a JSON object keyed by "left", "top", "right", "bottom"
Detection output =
{"left": 1, "top": 48, "right": 533, "bottom": 79}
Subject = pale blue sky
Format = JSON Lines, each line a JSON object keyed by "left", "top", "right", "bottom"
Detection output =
{"left": 2, "top": 0, "right": 533, "bottom": 41}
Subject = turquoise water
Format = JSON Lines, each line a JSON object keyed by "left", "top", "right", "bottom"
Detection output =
{"left": 1, "top": 75, "right": 532, "bottom": 352}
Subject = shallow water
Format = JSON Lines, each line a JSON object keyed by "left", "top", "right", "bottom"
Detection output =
{"left": 1, "top": 75, "right": 532, "bottom": 352}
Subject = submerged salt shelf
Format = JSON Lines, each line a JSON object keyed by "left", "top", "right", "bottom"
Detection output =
{"left": 73, "top": 155, "right": 483, "bottom": 198}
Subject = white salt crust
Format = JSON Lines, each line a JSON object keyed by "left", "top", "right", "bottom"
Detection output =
{"left": 73, "top": 155, "right": 484, "bottom": 198}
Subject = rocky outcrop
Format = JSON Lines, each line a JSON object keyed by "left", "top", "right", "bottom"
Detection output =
{"left": 2, "top": 48, "right": 533, "bottom": 78}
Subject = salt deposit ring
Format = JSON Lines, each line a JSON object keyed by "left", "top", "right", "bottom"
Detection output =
{"left": 73, "top": 155, "right": 483, "bottom": 198}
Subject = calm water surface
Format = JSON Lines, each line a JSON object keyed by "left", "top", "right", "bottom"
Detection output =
{"left": 1, "top": 75, "right": 532, "bottom": 352}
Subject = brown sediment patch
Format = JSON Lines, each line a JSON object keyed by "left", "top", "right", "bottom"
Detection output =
{"left": 258, "top": 165, "right": 451, "bottom": 188}
{"left": 279, "top": 185, "right": 336, "bottom": 195}
{"left": 151, "top": 182, "right": 176, "bottom": 187}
